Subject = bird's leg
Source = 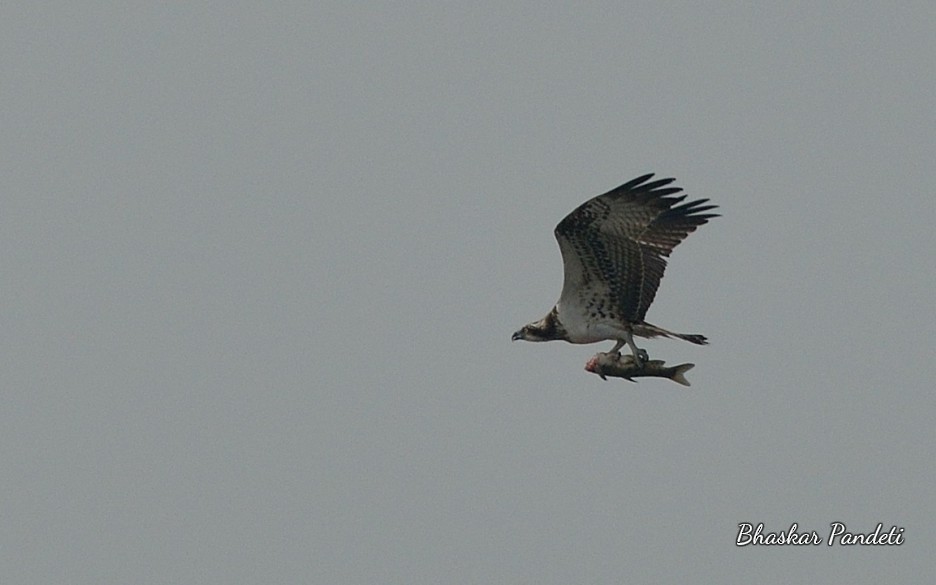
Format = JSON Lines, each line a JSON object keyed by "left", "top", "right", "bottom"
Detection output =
{"left": 608, "top": 339, "right": 625, "bottom": 355}
{"left": 624, "top": 330, "right": 648, "bottom": 368}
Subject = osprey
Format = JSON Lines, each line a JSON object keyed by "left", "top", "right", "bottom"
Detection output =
{"left": 512, "top": 173, "right": 718, "bottom": 366}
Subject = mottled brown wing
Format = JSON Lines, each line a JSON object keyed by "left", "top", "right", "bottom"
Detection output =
{"left": 554, "top": 174, "right": 718, "bottom": 322}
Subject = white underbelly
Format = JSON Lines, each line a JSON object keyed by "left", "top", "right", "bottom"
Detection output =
{"left": 557, "top": 304, "right": 627, "bottom": 344}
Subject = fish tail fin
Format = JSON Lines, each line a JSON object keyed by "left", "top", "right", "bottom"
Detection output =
{"left": 670, "top": 363, "right": 695, "bottom": 387}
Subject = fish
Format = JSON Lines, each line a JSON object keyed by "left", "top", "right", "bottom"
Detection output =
{"left": 584, "top": 352, "right": 694, "bottom": 386}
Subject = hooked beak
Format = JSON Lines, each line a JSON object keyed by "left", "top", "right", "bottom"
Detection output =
{"left": 511, "top": 331, "right": 522, "bottom": 341}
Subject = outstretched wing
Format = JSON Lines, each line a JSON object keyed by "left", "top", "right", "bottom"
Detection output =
{"left": 554, "top": 173, "right": 718, "bottom": 323}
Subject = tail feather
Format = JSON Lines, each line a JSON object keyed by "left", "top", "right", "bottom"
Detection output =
{"left": 635, "top": 322, "right": 708, "bottom": 345}
{"left": 676, "top": 333, "right": 708, "bottom": 345}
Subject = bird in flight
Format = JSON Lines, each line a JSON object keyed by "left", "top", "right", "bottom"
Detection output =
{"left": 512, "top": 173, "right": 718, "bottom": 367}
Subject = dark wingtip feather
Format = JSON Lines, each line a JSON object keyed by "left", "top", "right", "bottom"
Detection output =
{"left": 604, "top": 173, "right": 683, "bottom": 200}
{"left": 621, "top": 173, "right": 656, "bottom": 190}
{"left": 639, "top": 177, "right": 679, "bottom": 192}
{"left": 664, "top": 197, "right": 720, "bottom": 219}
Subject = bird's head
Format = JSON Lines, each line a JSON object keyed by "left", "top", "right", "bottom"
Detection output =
{"left": 512, "top": 309, "right": 561, "bottom": 342}
{"left": 512, "top": 323, "right": 548, "bottom": 342}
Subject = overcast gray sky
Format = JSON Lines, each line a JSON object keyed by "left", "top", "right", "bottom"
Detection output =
{"left": 2, "top": 2, "right": 934, "bottom": 583}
